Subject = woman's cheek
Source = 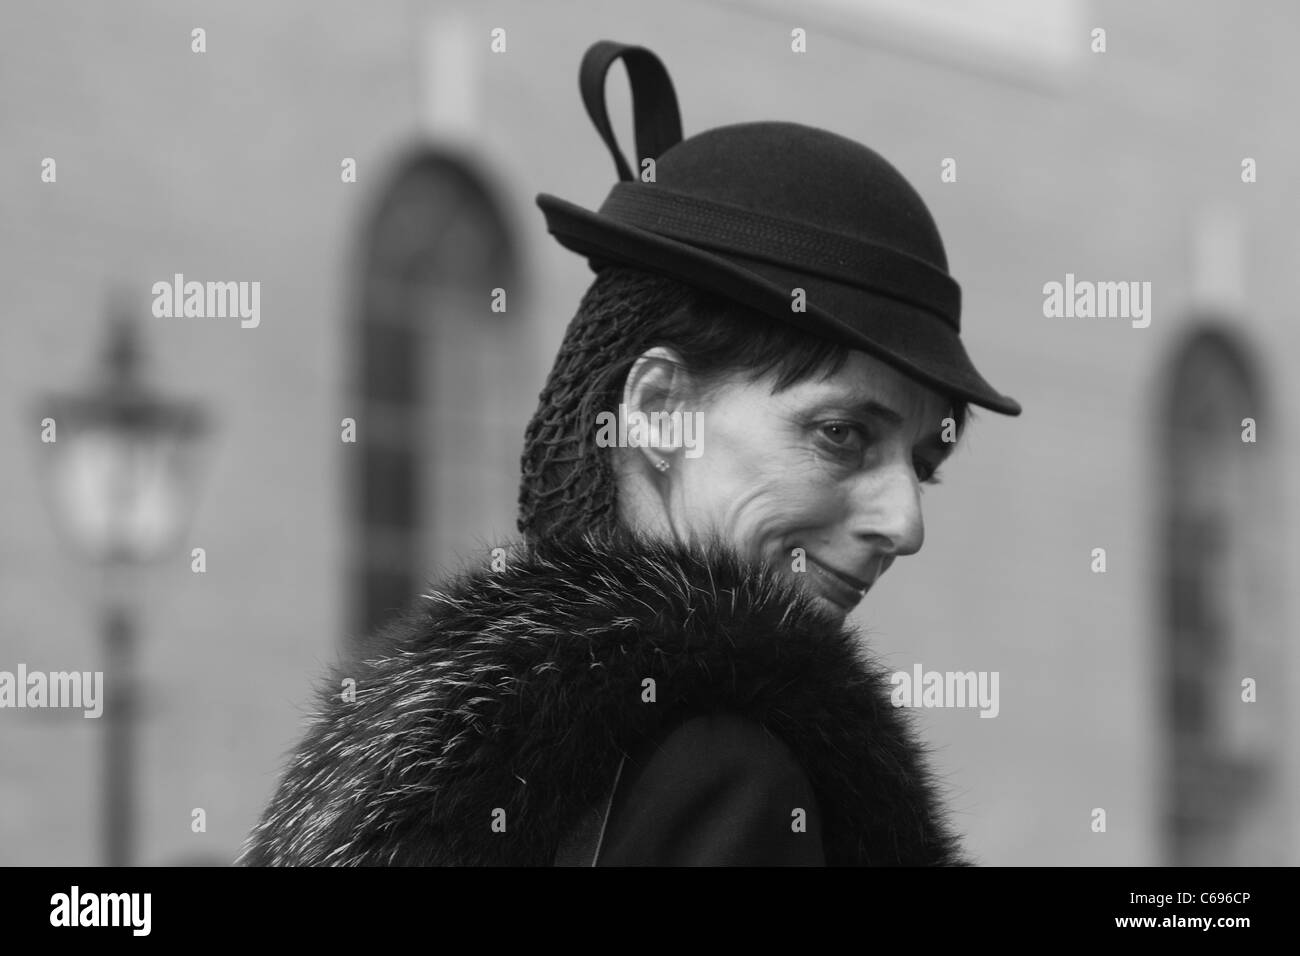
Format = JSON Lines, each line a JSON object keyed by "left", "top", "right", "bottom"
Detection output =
{"left": 781, "top": 457, "right": 848, "bottom": 515}
{"left": 704, "top": 489, "right": 776, "bottom": 550}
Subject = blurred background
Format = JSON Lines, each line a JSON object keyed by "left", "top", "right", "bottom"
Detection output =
{"left": 1, "top": 0, "right": 1296, "bottom": 866}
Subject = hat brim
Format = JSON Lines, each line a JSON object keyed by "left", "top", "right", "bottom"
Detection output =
{"left": 537, "top": 192, "right": 1022, "bottom": 417}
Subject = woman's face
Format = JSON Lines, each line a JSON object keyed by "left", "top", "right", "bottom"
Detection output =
{"left": 662, "top": 349, "right": 956, "bottom": 621}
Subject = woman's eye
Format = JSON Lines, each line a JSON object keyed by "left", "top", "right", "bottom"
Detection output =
{"left": 821, "top": 423, "right": 859, "bottom": 444}
{"left": 816, "top": 421, "right": 868, "bottom": 457}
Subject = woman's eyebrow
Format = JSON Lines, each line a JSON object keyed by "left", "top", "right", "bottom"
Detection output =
{"left": 851, "top": 399, "right": 905, "bottom": 427}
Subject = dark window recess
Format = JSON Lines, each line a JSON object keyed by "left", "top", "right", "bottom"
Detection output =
{"left": 362, "top": 322, "right": 420, "bottom": 404}
{"left": 362, "top": 443, "right": 417, "bottom": 529}
{"left": 1158, "top": 327, "right": 1271, "bottom": 866}
{"left": 350, "top": 152, "right": 518, "bottom": 643}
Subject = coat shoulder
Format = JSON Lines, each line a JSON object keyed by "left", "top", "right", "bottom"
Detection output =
{"left": 597, "top": 712, "right": 826, "bottom": 865}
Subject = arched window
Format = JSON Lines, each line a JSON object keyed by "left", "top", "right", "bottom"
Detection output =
{"left": 349, "top": 152, "right": 519, "bottom": 641}
{"left": 1156, "top": 325, "right": 1280, "bottom": 864}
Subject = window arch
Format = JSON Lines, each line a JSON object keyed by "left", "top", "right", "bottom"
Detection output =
{"left": 349, "top": 152, "right": 519, "bottom": 641}
{"left": 1156, "top": 324, "right": 1280, "bottom": 864}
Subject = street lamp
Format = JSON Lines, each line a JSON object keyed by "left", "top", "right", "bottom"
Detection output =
{"left": 38, "top": 303, "right": 211, "bottom": 866}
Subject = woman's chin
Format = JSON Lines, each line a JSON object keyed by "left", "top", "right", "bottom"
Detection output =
{"left": 826, "top": 593, "right": 863, "bottom": 619}
{"left": 792, "top": 579, "right": 859, "bottom": 622}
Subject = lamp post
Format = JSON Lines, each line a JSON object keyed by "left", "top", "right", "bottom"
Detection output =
{"left": 39, "top": 303, "right": 210, "bottom": 867}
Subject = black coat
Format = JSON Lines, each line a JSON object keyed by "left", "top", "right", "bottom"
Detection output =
{"left": 238, "top": 532, "right": 970, "bottom": 866}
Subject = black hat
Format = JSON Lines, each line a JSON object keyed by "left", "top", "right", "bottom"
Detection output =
{"left": 536, "top": 42, "right": 1022, "bottom": 416}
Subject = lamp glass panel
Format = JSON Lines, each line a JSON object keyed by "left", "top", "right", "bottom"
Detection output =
{"left": 52, "top": 427, "right": 189, "bottom": 563}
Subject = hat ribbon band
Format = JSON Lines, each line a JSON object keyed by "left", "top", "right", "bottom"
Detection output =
{"left": 599, "top": 183, "right": 961, "bottom": 330}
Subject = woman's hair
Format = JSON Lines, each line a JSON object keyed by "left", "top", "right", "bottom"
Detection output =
{"left": 517, "top": 266, "right": 970, "bottom": 541}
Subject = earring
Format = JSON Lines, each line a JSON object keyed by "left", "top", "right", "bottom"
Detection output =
{"left": 653, "top": 457, "right": 670, "bottom": 473}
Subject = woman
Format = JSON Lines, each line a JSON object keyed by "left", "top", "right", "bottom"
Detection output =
{"left": 239, "top": 41, "right": 1021, "bottom": 867}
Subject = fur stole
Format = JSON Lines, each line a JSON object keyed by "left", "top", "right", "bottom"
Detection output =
{"left": 238, "top": 532, "right": 970, "bottom": 866}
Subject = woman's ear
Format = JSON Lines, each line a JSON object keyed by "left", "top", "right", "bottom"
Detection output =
{"left": 619, "top": 346, "right": 693, "bottom": 472}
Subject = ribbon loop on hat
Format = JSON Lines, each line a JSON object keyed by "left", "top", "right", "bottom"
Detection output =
{"left": 579, "top": 41, "right": 683, "bottom": 182}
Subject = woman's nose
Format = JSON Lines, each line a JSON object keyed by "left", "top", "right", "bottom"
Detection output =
{"left": 850, "top": 461, "right": 925, "bottom": 558}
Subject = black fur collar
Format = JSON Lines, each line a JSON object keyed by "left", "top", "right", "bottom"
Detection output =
{"left": 238, "top": 531, "right": 969, "bottom": 866}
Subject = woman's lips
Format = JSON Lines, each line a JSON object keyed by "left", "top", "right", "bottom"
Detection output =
{"left": 805, "top": 555, "right": 871, "bottom": 610}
